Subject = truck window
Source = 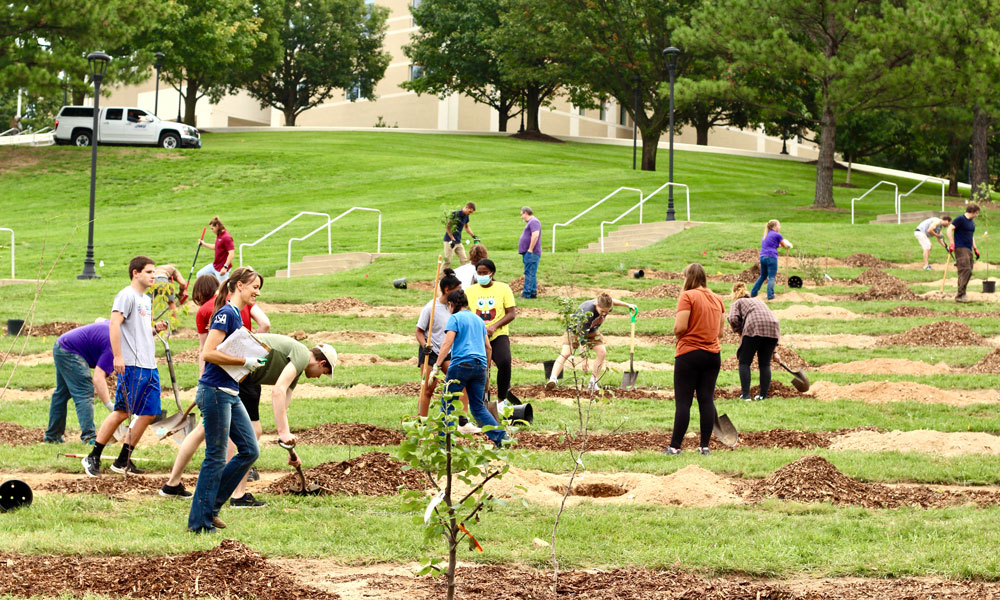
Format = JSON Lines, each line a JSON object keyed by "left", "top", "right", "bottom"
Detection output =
{"left": 105, "top": 108, "right": 123, "bottom": 121}
{"left": 127, "top": 109, "right": 146, "bottom": 123}
{"left": 60, "top": 107, "right": 94, "bottom": 118}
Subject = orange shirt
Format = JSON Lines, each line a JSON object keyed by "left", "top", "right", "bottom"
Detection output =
{"left": 675, "top": 287, "right": 724, "bottom": 357}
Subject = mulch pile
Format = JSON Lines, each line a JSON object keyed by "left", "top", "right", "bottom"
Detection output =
{"left": 290, "top": 329, "right": 309, "bottom": 341}
{"left": 509, "top": 276, "right": 547, "bottom": 295}
{"left": 515, "top": 428, "right": 835, "bottom": 452}
{"left": 721, "top": 347, "right": 809, "bottom": 371}
{"left": 736, "top": 263, "right": 786, "bottom": 285}
{"left": 852, "top": 280, "right": 920, "bottom": 301}
{"left": 885, "top": 305, "right": 936, "bottom": 317}
{"left": 0, "top": 539, "right": 337, "bottom": 600}
{"left": 510, "top": 383, "right": 657, "bottom": 401}
{"left": 24, "top": 321, "right": 80, "bottom": 337}
{"left": 37, "top": 476, "right": 198, "bottom": 497}
{"left": 968, "top": 348, "right": 1000, "bottom": 374}
{"left": 297, "top": 422, "right": 404, "bottom": 446}
{"left": 851, "top": 268, "right": 903, "bottom": 286}
{"left": 721, "top": 248, "right": 760, "bottom": 263}
{"left": 633, "top": 283, "right": 683, "bottom": 298}
{"left": 0, "top": 421, "right": 42, "bottom": 445}
{"left": 742, "top": 455, "right": 1000, "bottom": 509}
{"left": 843, "top": 253, "right": 893, "bottom": 268}
{"left": 878, "top": 320, "right": 986, "bottom": 347}
{"left": 717, "top": 381, "right": 802, "bottom": 399}
{"left": 267, "top": 451, "right": 428, "bottom": 496}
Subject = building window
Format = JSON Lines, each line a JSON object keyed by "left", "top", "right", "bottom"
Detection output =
{"left": 409, "top": 64, "right": 424, "bottom": 80}
{"left": 411, "top": 0, "right": 420, "bottom": 26}
{"left": 599, "top": 103, "right": 607, "bottom": 121}
{"left": 347, "top": 80, "right": 366, "bottom": 101}
{"left": 619, "top": 106, "right": 628, "bottom": 126}
{"left": 578, "top": 107, "right": 585, "bottom": 117}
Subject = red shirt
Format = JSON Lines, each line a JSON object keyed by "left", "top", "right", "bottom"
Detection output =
{"left": 214, "top": 231, "right": 234, "bottom": 271}
{"left": 195, "top": 296, "right": 253, "bottom": 334}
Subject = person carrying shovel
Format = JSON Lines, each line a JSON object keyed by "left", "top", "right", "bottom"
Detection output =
{"left": 728, "top": 282, "right": 780, "bottom": 401}
{"left": 947, "top": 203, "right": 980, "bottom": 303}
{"left": 545, "top": 293, "right": 636, "bottom": 393}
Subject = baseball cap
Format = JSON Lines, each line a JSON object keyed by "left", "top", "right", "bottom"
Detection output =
{"left": 317, "top": 344, "right": 338, "bottom": 378}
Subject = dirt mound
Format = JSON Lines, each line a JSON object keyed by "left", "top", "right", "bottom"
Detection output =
{"left": 284, "top": 297, "right": 370, "bottom": 313}
{"left": 297, "top": 422, "right": 404, "bottom": 446}
{"left": 511, "top": 383, "right": 659, "bottom": 401}
{"left": 885, "top": 305, "right": 936, "bottom": 317}
{"left": 721, "top": 248, "right": 760, "bottom": 263}
{"left": 516, "top": 428, "right": 833, "bottom": 452}
{"left": 629, "top": 269, "right": 683, "bottom": 280}
{"left": 0, "top": 421, "right": 41, "bottom": 445}
{"left": 816, "top": 358, "right": 953, "bottom": 375}
{"left": 717, "top": 381, "right": 802, "bottom": 399}
{"left": 170, "top": 348, "right": 201, "bottom": 364}
{"left": 290, "top": 329, "right": 309, "bottom": 340}
{"left": 878, "top": 320, "right": 986, "bottom": 347}
{"left": 633, "top": 283, "right": 682, "bottom": 298}
{"left": 772, "top": 305, "right": 860, "bottom": 320}
{"left": 852, "top": 280, "right": 919, "bottom": 301}
{"left": 808, "top": 380, "right": 999, "bottom": 406}
{"left": 508, "top": 276, "right": 547, "bottom": 295}
{"left": 721, "top": 346, "right": 809, "bottom": 372}
{"left": 831, "top": 429, "right": 1000, "bottom": 456}
{"left": 267, "top": 451, "right": 428, "bottom": 496}
{"left": 851, "top": 268, "right": 903, "bottom": 286}
{"left": 843, "top": 253, "right": 893, "bottom": 268}
{"left": 969, "top": 348, "right": 1000, "bottom": 373}
{"left": 37, "top": 476, "right": 198, "bottom": 497}
{"left": 0, "top": 539, "right": 336, "bottom": 600}
{"left": 736, "top": 263, "right": 786, "bottom": 284}
{"left": 24, "top": 321, "right": 80, "bottom": 337}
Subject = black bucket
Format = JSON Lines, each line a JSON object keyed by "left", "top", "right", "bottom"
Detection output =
{"left": 508, "top": 403, "right": 533, "bottom": 425}
{"left": 542, "top": 360, "right": 562, "bottom": 380}
{"left": 633, "top": 269, "right": 644, "bottom": 279}
{"left": 0, "top": 479, "right": 32, "bottom": 512}
{"left": 984, "top": 280, "right": 996, "bottom": 294}
{"left": 392, "top": 277, "right": 407, "bottom": 289}
{"left": 6, "top": 319, "right": 24, "bottom": 336}
{"left": 788, "top": 275, "right": 803, "bottom": 289}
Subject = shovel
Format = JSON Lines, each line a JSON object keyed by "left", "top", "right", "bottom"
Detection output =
{"left": 153, "top": 327, "right": 196, "bottom": 442}
{"left": 620, "top": 307, "right": 639, "bottom": 389}
{"left": 775, "top": 352, "right": 810, "bottom": 392}
{"left": 713, "top": 411, "right": 738, "bottom": 448}
{"left": 278, "top": 440, "right": 321, "bottom": 495}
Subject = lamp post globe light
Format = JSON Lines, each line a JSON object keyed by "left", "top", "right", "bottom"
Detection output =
{"left": 663, "top": 46, "right": 681, "bottom": 221}
{"left": 153, "top": 52, "right": 165, "bottom": 116}
{"left": 78, "top": 51, "right": 111, "bottom": 281}
{"left": 632, "top": 74, "right": 640, "bottom": 170}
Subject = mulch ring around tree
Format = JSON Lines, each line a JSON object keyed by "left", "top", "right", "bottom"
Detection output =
{"left": 514, "top": 428, "right": 838, "bottom": 452}
{"left": 36, "top": 476, "right": 199, "bottom": 498}
{"left": 740, "top": 455, "right": 1000, "bottom": 509}
{"left": 843, "top": 253, "right": 894, "bottom": 268}
{"left": 0, "top": 421, "right": 42, "bottom": 445}
{"left": 267, "top": 451, "right": 428, "bottom": 496}
{"left": 296, "top": 422, "right": 405, "bottom": 446}
{"left": 851, "top": 267, "right": 905, "bottom": 286}
{"left": 22, "top": 321, "right": 80, "bottom": 337}
{"left": 721, "top": 248, "right": 760, "bottom": 263}
{"left": 0, "top": 539, "right": 337, "bottom": 600}
{"left": 877, "top": 320, "right": 986, "bottom": 347}
{"left": 968, "top": 348, "right": 1000, "bottom": 374}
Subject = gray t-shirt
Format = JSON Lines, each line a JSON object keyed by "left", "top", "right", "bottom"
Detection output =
{"left": 111, "top": 286, "right": 156, "bottom": 369}
{"left": 576, "top": 300, "right": 606, "bottom": 335}
{"left": 417, "top": 298, "right": 452, "bottom": 352}
{"left": 916, "top": 217, "right": 941, "bottom": 235}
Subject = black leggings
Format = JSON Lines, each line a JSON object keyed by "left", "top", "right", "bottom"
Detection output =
{"left": 737, "top": 336, "right": 778, "bottom": 398}
{"left": 670, "top": 349, "right": 721, "bottom": 449}
{"left": 490, "top": 335, "right": 512, "bottom": 402}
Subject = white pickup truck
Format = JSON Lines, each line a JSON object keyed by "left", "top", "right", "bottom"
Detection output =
{"left": 53, "top": 106, "right": 201, "bottom": 149}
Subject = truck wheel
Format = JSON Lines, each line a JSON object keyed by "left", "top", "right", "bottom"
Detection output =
{"left": 160, "top": 133, "right": 180, "bottom": 149}
{"left": 72, "top": 129, "right": 92, "bottom": 146}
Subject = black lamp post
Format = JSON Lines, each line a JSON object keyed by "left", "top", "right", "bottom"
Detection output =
{"left": 177, "top": 70, "right": 183, "bottom": 122}
{"left": 519, "top": 91, "right": 525, "bottom": 133}
{"left": 153, "top": 52, "right": 165, "bottom": 116}
{"left": 78, "top": 51, "right": 111, "bottom": 281}
{"left": 663, "top": 46, "right": 681, "bottom": 221}
{"left": 632, "top": 74, "right": 640, "bottom": 170}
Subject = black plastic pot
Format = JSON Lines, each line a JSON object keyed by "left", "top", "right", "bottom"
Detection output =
{"left": 0, "top": 479, "right": 32, "bottom": 512}
{"left": 508, "top": 403, "right": 533, "bottom": 425}
{"left": 633, "top": 269, "right": 644, "bottom": 279}
{"left": 542, "top": 360, "right": 562, "bottom": 380}
{"left": 392, "top": 278, "right": 407, "bottom": 289}
{"left": 6, "top": 319, "right": 24, "bottom": 336}
{"left": 984, "top": 280, "right": 996, "bottom": 294}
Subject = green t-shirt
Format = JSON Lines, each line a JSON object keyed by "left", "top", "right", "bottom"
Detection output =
{"left": 247, "top": 333, "right": 311, "bottom": 389}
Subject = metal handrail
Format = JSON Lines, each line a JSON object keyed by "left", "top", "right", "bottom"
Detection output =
{"left": 32, "top": 126, "right": 52, "bottom": 135}
{"left": 599, "top": 192, "right": 645, "bottom": 253}
{"left": 239, "top": 211, "right": 331, "bottom": 266}
{"left": 644, "top": 182, "right": 691, "bottom": 222}
{"left": 898, "top": 177, "right": 947, "bottom": 213}
{"left": 286, "top": 207, "right": 381, "bottom": 277}
{"left": 552, "top": 187, "right": 642, "bottom": 253}
{"left": 0, "top": 228, "right": 14, "bottom": 278}
{"left": 0, "top": 128, "right": 18, "bottom": 136}
{"left": 850, "top": 180, "right": 899, "bottom": 224}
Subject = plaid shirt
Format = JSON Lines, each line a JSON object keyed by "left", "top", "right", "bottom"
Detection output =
{"left": 728, "top": 297, "right": 780, "bottom": 340}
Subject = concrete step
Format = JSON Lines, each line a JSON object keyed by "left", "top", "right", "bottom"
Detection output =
{"left": 300, "top": 252, "right": 380, "bottom": 263}
{"left": 613, "top": 221, "right": 690, "bottom": 233}
{"left": 275, "top": 252, "right": 383, "bottom": 278}
{"left": 870, "top": 210, "right": 948, "bottom": 225}
{"left": 579, "top": 221, "right": 700, "bottom": 253}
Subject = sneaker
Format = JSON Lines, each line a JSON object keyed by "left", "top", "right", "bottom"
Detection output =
{"left": 43, "top": 437, "right": 64, "bottom": 444}
{"left": 457, "top": 422, "right": 482, "bottom": 435}
{"left": 753, "top": 395, "right": 766, "bottom": 401}
{"left": 81, "top": 455, "right": 101, "bottom": 477}
{"left": 740, "top": 395, "right": 752, "bottom": 402}
{"left": 545, "top": 379, "right": 557, "bottom": 391}
{"left": 956, "top": 295, "right": 971, "bottom": 303}
{"left": 230, "top": 493, "right": 266, "bottom": 509}
{"left": 212, "top": 515, "right": 227, "bottom": 529}
{"left": 663, "top": 447, "right": 682, "bottom": 456}
{"left": 246, "top": 467, "right": 260, "bottom": 482}
{"left": 110, "top": 460, "right": 145, "bottom": 475}
{"left": 160, "top": 483, "right": 193, "bottom": 499}
{"left": 923, "top": 265, "right": 933, "bottom": 271}
{"left": 697, "top": 447, "right": 711, "bottom": 456}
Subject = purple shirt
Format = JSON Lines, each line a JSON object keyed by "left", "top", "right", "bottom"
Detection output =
{"left": 518, "top": 217, "right": 542, "bottom": 255}
{"left": 760, "top": 230, "right": 784, "bottom": 259}
{"left": 57, "top": 321, "right": 114, "bottom": 373}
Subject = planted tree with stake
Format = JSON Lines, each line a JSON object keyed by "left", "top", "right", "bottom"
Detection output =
{"left": 399, "top": 383, "right": 517, "bottom": 600}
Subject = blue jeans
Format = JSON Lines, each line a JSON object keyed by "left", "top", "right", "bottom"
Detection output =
{"left": 188, "top": 385, "right": 259, "bottom": 533}
{"left": 442, "top": 361, "right": 505, "bottom": 446}
{"left": 196, "top": 263, "right": 229, "bottom": 283}
{"left": 521, "top": 252, "right": 539, "bottom": 297}
{"left": 750, "top": 256, "right": 778, "bottom": 299}
{"left": 45, "top": 343, "right": 97, "bottom": 443}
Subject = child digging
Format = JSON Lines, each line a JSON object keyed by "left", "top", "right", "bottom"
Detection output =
{"left": 545, "top": 293, "right": 636, "bottom": 393}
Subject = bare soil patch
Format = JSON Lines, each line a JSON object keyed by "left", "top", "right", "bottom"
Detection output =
{"left": 508, "top": 276, "right": 548, "bottom": 296}
{"left": 878, "top": 321, "right": 986, "bottom": 347}
{"left": 772, "top": 305, "right": 860, "bottom": 320}
{"left": 830, "top": 429, "right": 1000, "bottom": 456}
{"left": 267, "top": 451, "right": 428, "bottom": 496}
{"left": 0, "top": 539, "right": 337, "bottom": 600}
{"left": 633, "top": 282, "right": 683, "bottom": 298}
{"left": 780, "top": 334, "right": 878, "bottom": 349}
{"left": 513, "top": 333, "right": 675, "bottom": 348}
{"left": 297, "top": 422, "right": 405, "bottom": 446}
{"left": 717, "top": 381, "right": 803, "bottom": 399}
{"left": 0, "top": 421, "right": 42, "bottom": 445}
{"left": 721, "top": 346, "right": 809, "bottom": 371}
{"left": 816, "top": 358, "right": 954, "bottom": 375}
{"left": 23, "top": 321, "right": 80, "bottom": 337}
{"left": 259, "top": 299, "right": 419, "bottom": 318}
{"left": 311, "top": 330, "right": 414, "bottom": 345}
{"left": 516, "top": 428, "right": 834, "bottom": 452}
{"left": 628, "top": 268, "right": 683, "bottom": 280}
{"left": 852, "top": 280, "right": 920, "bottom": 301}
{"left": 35, "top": 475, "right": 199, "bottom": 499}
{"left": 843, "top": 253, "right": 893, "bottom": 268}
{"left": 171, "top": 347, "right": 201, "bottom": 364}
{"left": 808, "top": 380, "right": 1000, "bottom": 406}
{"left": 639, "top": 307, "right": 676, "bottom": 318}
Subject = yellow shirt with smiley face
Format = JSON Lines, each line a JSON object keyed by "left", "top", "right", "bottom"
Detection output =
{"left": 465, "top": 281, "right": 516, "bottom": 340}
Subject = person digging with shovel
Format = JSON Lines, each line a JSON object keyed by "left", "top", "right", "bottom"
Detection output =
{"left": 728, "top": 282, "right": 780, "bottom": 401}
{"left": 545, "top": 293, "right": 636, "bottom": 393}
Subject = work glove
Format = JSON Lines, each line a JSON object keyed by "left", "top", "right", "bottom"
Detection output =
{"left": 429, "top": 364, "right": 441, "bottom": 380}
{"left": 473, "top": 235, "right": 481, "bottom": 244}
{"left": 948, "top": 243, "right": 955, "bottom": 253}
{"left": 975, "top": 248, "right": 981, "bottom": 260}
{"left": 423, "top": 344, "right": 433, "bottom": 356}
{"left": 449, "top": 240, "right": 458, "bottom": 248}
{"left": 244, "top": 356, "right": 267, "bottom": 372}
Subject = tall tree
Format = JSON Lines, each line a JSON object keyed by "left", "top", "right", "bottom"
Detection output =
{"left": 245, "top": 0, "right": 389, "bottom": 126}
{"left": 834, "top": 111, "right": 909, "bottom": 186}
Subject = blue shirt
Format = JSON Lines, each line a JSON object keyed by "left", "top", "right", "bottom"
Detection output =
{"left": 760, "top": 230, "right": 784, "bottom": 259}
{"left": 57, "top": 321, "right": 114, "bottom": 374}
{"left": 952, "top": 215, "right": 975, "bottom": 249}
{"left": 198, "top": 303, "right": 242, "bottom": 391}
{"left": 443, "top": 210, "right": 470, "bottom": 242}
{"left": 445, "top": 309, "right": 487, "bottom": 369}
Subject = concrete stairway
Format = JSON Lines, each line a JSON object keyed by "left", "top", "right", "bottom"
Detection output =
{"left": 275, "top": 252, "right": 385, "bottom": 278}
{"left": 579, "top": 221, "right": 701, "bottom": 253}
{"left": 870, "top": 210, "right": 948, "bottom": 225}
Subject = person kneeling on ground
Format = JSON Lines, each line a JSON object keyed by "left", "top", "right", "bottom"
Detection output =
{"left": 430, "top": 289, "right": 505, "bottom": 447}
{"left": 45, "top": 320, "right": 115, "bottom": 445}
{"left": 545, "top": 293, "right": 636, "bottom": 393}
{"left": 728, "top": 283, "right": 780, "bottom": 401}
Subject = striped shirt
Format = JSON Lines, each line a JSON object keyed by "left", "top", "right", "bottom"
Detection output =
{"left": 728, "top": 297, "right": 780, "bottom": 340}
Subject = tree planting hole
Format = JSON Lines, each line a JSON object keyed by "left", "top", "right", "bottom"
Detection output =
{"left": 554, "top": 483, "right": 629, "bottom": 498}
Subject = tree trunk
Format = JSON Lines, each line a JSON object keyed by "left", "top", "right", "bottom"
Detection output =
{"left": 695, "top": 122, "right": 709, "bottom": 146}
{"left": 971, "top": 107, "right": 990, "bottom": 203}
{"left": 497, "top": 93, "right": 514, "bottom": 133}
{"left": 72, "top": 91, "right": 85, "bottom": 105}
{"left": 640, "top": 127, "right": 659, "bottom": 171}
{"left": 846, "top": 155, "right": 852, "bottom": 185}
{"left": 525, "top": 85, "right": 541, "bottom": 133}
{"left": 183, "top": 79, "right": 199, "bottom": 126}
{"left": 813, "top": 101, "right": 837, "bottom": 208}
{"left": 284, "top": 108, "right": 297, "bottom": 126}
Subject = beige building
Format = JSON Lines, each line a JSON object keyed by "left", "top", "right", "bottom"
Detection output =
{"left": 106, "top": 0, "right": 819, "bottom": 159}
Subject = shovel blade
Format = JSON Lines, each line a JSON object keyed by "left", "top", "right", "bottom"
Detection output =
{"left": 713, "top": 413, "right": 738, "bottom": 448}
{"left": 620, "top": 371, "right": 639, "bottom": 389}
{"left": 791, "top": 370, "right": 810, "bottom": 393}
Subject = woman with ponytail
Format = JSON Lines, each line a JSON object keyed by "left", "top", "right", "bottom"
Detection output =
{"left": 750, "top": 219, "right": 793, "bottom": 300}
